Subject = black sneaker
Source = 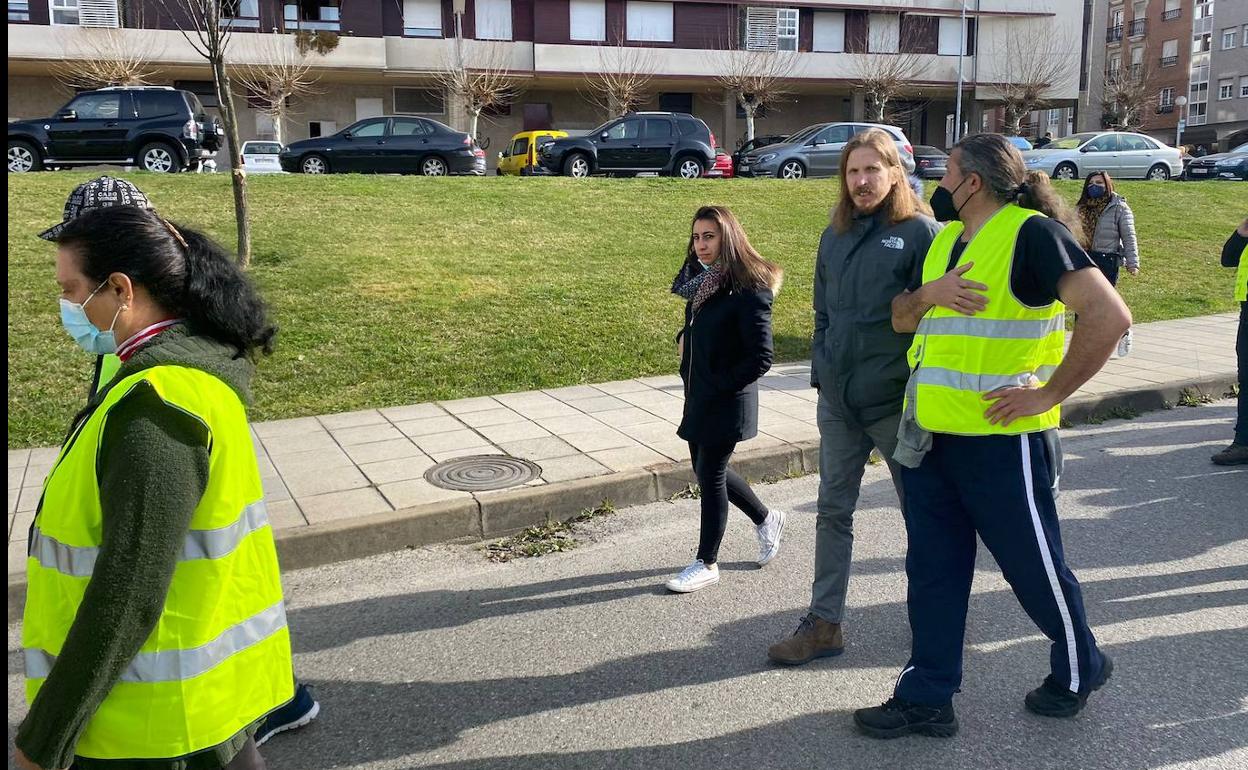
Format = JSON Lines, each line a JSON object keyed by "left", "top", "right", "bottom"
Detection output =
{"left": 1024, "top": 653, "right": 1114, "bottom": 718}
{"left": 853, "top": 697, "right": 958, "bottom": 739}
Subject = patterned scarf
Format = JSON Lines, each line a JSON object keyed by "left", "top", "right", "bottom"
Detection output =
{"left": 1078, "top": 195, "right": 1111, "bottom": 251}
{"left": 672, "top": 259, "right": 730, "bottom": 313}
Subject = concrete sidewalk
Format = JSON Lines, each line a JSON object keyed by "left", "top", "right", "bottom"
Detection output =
{"left": 7, "top": 312, "right": 1240, "bottom": 594}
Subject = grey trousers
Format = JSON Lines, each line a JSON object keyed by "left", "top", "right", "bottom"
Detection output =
{"left": 811, "top": 393, "right": 905, "bottom": 624}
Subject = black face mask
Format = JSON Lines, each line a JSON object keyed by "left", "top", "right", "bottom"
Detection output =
{"left": 930, "top": 177, "right": 970, "bottom": 222}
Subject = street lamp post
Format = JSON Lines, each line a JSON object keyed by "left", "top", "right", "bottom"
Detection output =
{"left": 1174, "top": 95, "right": 1188, "bottom": 149}
{"left": 954, "top": 0, "right": 967, "bottom": 144}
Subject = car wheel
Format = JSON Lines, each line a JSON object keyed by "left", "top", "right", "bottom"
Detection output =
{"left": 7, "top": 140, "right": 42, "bottom": 173}
{"left": 563, "top": 153, "right": 591, "bottom": 178}
{"left": 675, "top": 156, "right": 704, "bottom": 179}
{"left": 1146, "top": 164, "right": 1170, "bottom": 181}
{"left": 139, "top": 142, "right": 179, "bottom": 173}
{"left": 301, "top": 154, "right": 329, "bottom": 174}
{"left": 1052, "top": 162, "right": 1078, "bottom": 180}
{"left": 778, "top": 160, "right": 806, "bottom": 179}
{"left": 421, "top": 157, "right": 447, "bottom": 176}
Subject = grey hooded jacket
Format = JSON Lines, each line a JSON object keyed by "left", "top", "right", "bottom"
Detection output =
{"left": 1087, "top": 193, "right": 1139, "bottom": 270}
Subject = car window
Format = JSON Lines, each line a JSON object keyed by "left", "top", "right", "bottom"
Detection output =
{"left": 915, "top": 146, "right": 945, "bottom": 155}
{"left": 67, "top": 93, "right": 126, "bottom": 120}
{"left": 643, "top": 119, "right": 673, "bottom": 140}
{"left": 1117, "top": 135, "right": 1149, "bottom": 151}
{"left": 786, "top": 125, "right": 822, "bottom": 143}
{"left": 244, "top": 142, "right": 282, "bottom": 155}
{"left": 1234, "top": 143, "right": 1248, "bottom": 153}
{"left": 606, "top": 120, "right": 641, "bottom": 141}
{"left": 390, "top": 118, "right": 430, "bottom": 137}
{"left": 676, "top": 118, "right": 704, "bottom": 137}
{"left": 813, "top": 125, "right": 851, "bottom": 144}
{"left": 346, "top": 119, "right": 387, "bottom": 138}
{"left": 510, "top": 137, "right": 529, "bottom": 156}
{"left": 1086, "top": 135, "right": 1120, "bottom": 152}
{"left": 135, "top": 91, "right": 185, "bottom": 119}
{"left": 1050, "top": 132, "right": 1098, "bottom": 150}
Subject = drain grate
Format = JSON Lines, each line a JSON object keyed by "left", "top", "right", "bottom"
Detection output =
{"left": 425, "top": 455, "right": 542, "bottom": 491}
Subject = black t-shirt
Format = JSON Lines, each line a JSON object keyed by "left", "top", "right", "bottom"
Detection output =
{"left": 908, "top": 216, "right": 1096, "bottom": 307}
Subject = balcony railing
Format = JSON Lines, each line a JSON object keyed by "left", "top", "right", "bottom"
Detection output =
{"left": 1160, "top": 55, "right": 1178, "bottom": 67}
{"left": 1162, "top": 9, "right": 1181, "bottom": 21}
{"left": 220, "top": 16, "right": 261, "bottom": 29}
{"left": 1107, "top": 25, "right": 1124, "bottom": 42}
{"left": 1128, "top": 19, "right": 1147, "bottom": 37}
{"left": 1156, "top": 103, "right": 1175, "bottom": 113}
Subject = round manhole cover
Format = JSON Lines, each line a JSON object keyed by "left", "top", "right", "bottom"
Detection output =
{"left": 425, "top": 455, "right": 542, "bottom": 491}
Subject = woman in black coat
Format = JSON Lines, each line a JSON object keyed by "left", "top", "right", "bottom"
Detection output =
{"left": 667, "top": 205, "right": 787, "bottom": 593}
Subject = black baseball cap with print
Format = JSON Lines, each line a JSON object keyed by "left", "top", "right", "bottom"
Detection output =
{"left": 38, "top": 175, "right": 153, "bottom": 241}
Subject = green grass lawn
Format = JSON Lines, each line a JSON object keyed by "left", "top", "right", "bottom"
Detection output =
{"left": 7, "top": 173, "right": 1246, "bottom": 448}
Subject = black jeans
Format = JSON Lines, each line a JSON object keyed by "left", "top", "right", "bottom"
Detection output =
{"left": 1237, "top": 302, "right": 1247, "bottom": 445}
{"left": 690, "top": 442, "right": 769, "bottom": 564}
{"left": 1089, "top": 251, "right": 1121, "bottom": 287}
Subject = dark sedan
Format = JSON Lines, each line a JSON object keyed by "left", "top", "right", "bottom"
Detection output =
{"left": 279, "top": 116, "right": 485, "bottom": 175}
{"left": 913, "top": 145, "right": 949, "bottom": 179}
{"left": 1184, "top": 143, "right": 1248, "bottom": 181}
{"left": 732, "top": 134, "right": 788, "bottom": 176}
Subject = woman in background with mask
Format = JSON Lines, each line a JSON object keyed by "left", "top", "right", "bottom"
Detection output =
{"left": 1076, "top": 171, "right": 1139, "bottom": 357}
{"left": 15, "top": 191, "right": 292, "bottom": 770}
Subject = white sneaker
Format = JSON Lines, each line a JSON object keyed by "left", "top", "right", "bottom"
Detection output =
{"left": 665, "top": 560, "right": 720, "bottom": 593}
{"left": 756, "top": 509, "right": 787, "bottom": 566}
{"left": 1116, "top": 328, "right": 1133, "bottom": 358}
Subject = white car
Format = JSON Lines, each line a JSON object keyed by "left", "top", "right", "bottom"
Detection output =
{"left": 1020, "top": 131, "right": 1182, "bottom": 181}
{"left": 241, "top": 140, "right": 285, "bottom": 174}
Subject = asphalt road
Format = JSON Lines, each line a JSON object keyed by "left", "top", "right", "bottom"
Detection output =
{"left": 9, "top": 402, "right": 1247, "bottom": 770}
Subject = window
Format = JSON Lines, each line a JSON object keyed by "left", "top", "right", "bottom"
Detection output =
{"left": 676, "top": 117, "right": 702, "bottom": 136}
{"left": 475, "top": 0, "right": 512, "bottom": 40}
{"left": 390, "top": 118, "right": 432, "bottom": 136}
{"left": 346, "top": 119, "right": 387, "bottom": 137}
{"left": 9, "top": 1, "right": 29, "bottom": 21}
{"left": 1108, "top": 53, "right": 1122, "bottom": 76}
{"left": 570, "top": 0, "right": 605, "bottom": 42}
{"left": 394, "top": 87, "right": 445, "bottom": 114}
{"left": 626, "top": 2, "right": 673, "bottom": 43}
{"left": 777, "top": 8, "right": 798, "bottom": 51}
{"left": 403, "top": 0, "right": 441, "bottom": 37}
{"left": 868, "top": 12, "right": 900, "bottom": 53}
{"left": 1219, "top": 78, "right": 1234, "bottom": 99}
{"left": 222, "top": 0, "right": 260, "bottom": 28}
{"left": 813, "top": 124, "right": 852, "bottom": 144}
{"left": 1190, "top": 81, "right": 1208, "bottom": 101}
{"left": 1193, "top": 32, "right": 1211, "bottom": 53}
{"left": 606, "top": 119, "right": 641, "bottom": 140}
{"left": 66, "top": 92, "right": 126, "bottom": 120}
{"left": 658, "top": 92, "right": 693, "bottom": 113}
{"left": 1086, "top": 134, "right": 1120, "bottom": 152}
{"left": 1222, "top": 27, "right": 1237, "bottom": 49}
{"left": 1241, "top": 76, "right": 1248, "bottom": 97}
{"left": 135, "top": 91, "right": 186, "bottom": 118}
{"left": 308, "top": 120, "right": 336, "bottom": 137}
{"left": 1131, "top": 45, "right": 1143, "bottom": 65}
{"left": 284, "top": 1, "right": 340, "bottom": 32}
{"left": 642, "top": 119, "right": 672, "bottom": 140}
{"left": 51, "top": 0, "right": 79, "bottom": 24}
{"left": 174, "top": 81, "right": 218, "bottom": 108}
{"left": 744, "top": 7, "right": 797, "bottom": 51}
{"left": 813, "top": 12, "right": 845, "bottom": 53}
{"left": 1198, "top": 0, "right": 1213, "bottom": 20}
{"left": 508, "top": 137, "right": 528, "bottom": 156}
{"left": 1120, "top": 134, "right": 1155, "bottom": 151}
{"left": 244, "top": 142, "right": 283, "bottom": 155}
{"left": 1162, "top": 0, "right": 1180, "bottom": 20}
{"left": 1161, "top": 38, "right": 1178, "bottom": 66}
{"left": 938, "top": 16, "right": 969, "bottom": 55}
{"left": 1159, "top": 87, "right": 1174, "bottom": 105}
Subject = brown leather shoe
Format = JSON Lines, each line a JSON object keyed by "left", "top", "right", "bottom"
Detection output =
{"left": 767, "top": 613, "right": 844, "bottom": 665}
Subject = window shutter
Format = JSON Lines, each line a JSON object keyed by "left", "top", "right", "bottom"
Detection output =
{"left": 79, "top": 0, "right": 120, "bottom": 28}
{"left": 746, "top": 7, "right": 779, "bottom": 51}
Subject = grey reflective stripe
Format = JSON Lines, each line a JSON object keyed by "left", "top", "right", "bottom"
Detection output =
{"left": 30, "top": 500, "right": 270, "bottom": 578}
{"left": 915, "top": 365, "right": 1059, "bottom": 392}
{"left": 916, "top": 315, "right": 1065, "bottom": 339}
{"left": 26, "top": 600, "right": 287, "bottom": 683}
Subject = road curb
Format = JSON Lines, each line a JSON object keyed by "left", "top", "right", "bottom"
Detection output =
{"left": 6, "top": 373, "right": 1237, "bottom": 624}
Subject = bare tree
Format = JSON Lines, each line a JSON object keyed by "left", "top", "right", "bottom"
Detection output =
{"left": 1101, "top": 62, "right": 1158, "bottom": 131}
{"left": 50, "top": 27, "right": 165, "bottom": 90}
{"left": 436, "top": 39, "right": 519, "bottom": 143}
{"left": 159, "top": 0, "right": 251, "bottom": 265}
{"left": 852, "top": 12, "right": 930, "bottom": 124}
{"left": 582, "top": 28, "right": 657, "bottom": 119}
{"left": 231, "top": 34, "right": 321, "bottom": 145}
{"left": 714, "top": 46, "right": 800, "bottom": 143}
{"left": 986, "top": 23, "right": 1076, "bottom": 136}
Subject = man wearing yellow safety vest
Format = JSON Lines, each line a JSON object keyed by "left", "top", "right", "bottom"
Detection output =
{"left": 14, "top": 176, "right": 294, "bottom": 770}
{"left": 852, "top": 134, "right": 1131, "bottom": 739}
{"left": 1212, "top": 218, "right": 1248, "bottom": 466}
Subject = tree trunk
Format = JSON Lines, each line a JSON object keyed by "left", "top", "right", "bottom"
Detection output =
{"left": 743, "top": 100, "right": 756, "bottom": 143}
{"left": 468, "top": 109, "right": 480, "bottom": 142}
{"left": 273, "top": 100, "right": 285, "bottom": 146}
{"left": 210, "top": 55, "right": 251, "bottom": 267}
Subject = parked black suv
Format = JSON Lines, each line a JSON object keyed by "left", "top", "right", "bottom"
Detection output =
{"left": 8, "top": 86, "right": 222, "bottom": 174}
{"left": 538, "top": 112, "right": 716, "bottom": 178}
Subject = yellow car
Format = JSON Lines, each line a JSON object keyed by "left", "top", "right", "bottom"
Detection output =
{"left": 496, "top": 129, "right": 568, "bottom": 176}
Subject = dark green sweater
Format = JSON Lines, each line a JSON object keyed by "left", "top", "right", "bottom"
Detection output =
{"left": 17, "top": 325, "right": 260, "bottom": 770}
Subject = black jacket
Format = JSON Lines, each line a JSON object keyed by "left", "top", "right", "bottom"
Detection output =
{"left": 677, "top": 280, "right": 776, "bottom": 445}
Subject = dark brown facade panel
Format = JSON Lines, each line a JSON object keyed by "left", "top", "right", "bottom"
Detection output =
{"left": 534, "top": 0, "right": 572, "bottom": 44}
{"left": 606, "top": 0, "right": 625, "bottom": 43}
{"left": 342, "top": 0, "right": 384, "bottom": 37}
{"left": 900, "top": 14, "right": 938, "bottom": 55}
{"left": 513, "top": 0, "right": 535, "bottom": 41}
{"left": 845, "top": 10, "right": 867, "bottom": 54}
{"left": 799, "top": 8, "right": 813, "bottom": 53}
{"left": 672, "top": 3, "right": 734, "bottom": 50}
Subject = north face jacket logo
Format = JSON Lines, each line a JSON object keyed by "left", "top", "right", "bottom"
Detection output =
{"left": 881, "top": 236, "right": 905, "bottom": 250}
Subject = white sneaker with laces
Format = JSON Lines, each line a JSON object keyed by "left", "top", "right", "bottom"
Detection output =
{"left": 1116, "top": 328, "right": 1133, "bottom": 358}
{"left": 665, "top": 560, "right": 720, "bottom": 593}
{"left": 756, "top": 509, "right": 787, "bottom": 566}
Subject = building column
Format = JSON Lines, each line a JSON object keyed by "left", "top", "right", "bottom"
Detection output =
{"left": 967, "top": 100, "right": 985, "bottom": 135}
{"left": 851, "top": 91, "right": 865, "bottom": 121}
{"left": 721, "top": 89, "right": 738, "bottom": 150}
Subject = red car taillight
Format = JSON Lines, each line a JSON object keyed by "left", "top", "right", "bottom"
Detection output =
{"left": 183, "top": 119, "right": 199, "bottom": 140}
{"left": 710, "top": 131, "right": 718, "bottom": 149}
{"left": 473, "top": 148, "right": 485, "bottom": 158}
{"left": 462, "top": 135, "right": 472, "bottom": 145}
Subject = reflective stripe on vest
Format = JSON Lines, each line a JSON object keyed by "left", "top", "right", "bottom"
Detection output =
{"left": 904, "top": 204, "right": 1066, "bottom": 436}
{"left": 29, "top": 500, "right": 271, "bottom": 578}
{"left": 96, "top": 354, "right": 123, "bottom": 397}
{"left": 1236, "top": 244, "right": 1247, "bottom": 302}
{"left": 24, "top": 365, "right": 293, "bottom": 759}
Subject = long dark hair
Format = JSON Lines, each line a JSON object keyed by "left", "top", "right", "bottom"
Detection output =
{"left": 954, "top": 133, "right": 1081, "bottom": 236}
{"left": 55, "top": 206, "right": 277, "bottom": 359}
{"left": 1076, "top": 170, "right": 1116, "bottom": 206}
{"left": 687, "top": 205, "right": 783, "bottom": 293}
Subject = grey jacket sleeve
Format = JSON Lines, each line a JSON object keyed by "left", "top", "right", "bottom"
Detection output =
{"left": 1118, "top": 200, "right": 1139, "bottom": 269}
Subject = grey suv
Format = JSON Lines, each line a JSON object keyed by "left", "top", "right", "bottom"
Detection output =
{"left": 738, "top": 122, "right": 916, "bottom": 179}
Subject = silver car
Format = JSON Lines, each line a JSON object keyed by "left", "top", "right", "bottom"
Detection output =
{"left": 1020, "top": 131, "right": 1182, "bottom": 181}
{"left": 738, "top": 122, "right": 916, "bottom": 179}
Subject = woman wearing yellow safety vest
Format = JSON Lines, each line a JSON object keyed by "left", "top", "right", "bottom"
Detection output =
{"left": 15, "top": 193, "right": 293, "bottom": 769}
{"left": 853, "top": 134, "right": 1132, "bottom": 739}
{"left": 1213, "top": 217, "right": 1248, "bottom": 466}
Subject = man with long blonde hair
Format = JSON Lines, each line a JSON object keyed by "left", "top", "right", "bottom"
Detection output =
{"left": 767, "top": 129, "right": 939, "bottom": 665}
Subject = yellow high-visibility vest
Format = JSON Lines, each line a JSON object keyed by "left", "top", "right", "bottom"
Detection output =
{"left": 905, "top": 204, "right": 1066, "bottom": 435}
{"left": 1235, "top": 244, "right": 1247, "bottom": 302}
{"left": 24, "top": 365, "right": 292, "bottom": 759}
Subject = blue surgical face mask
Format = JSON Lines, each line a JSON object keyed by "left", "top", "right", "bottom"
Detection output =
{"left": 59, "top": 280, "right": 122, "bottom": 355}
{"left": 1086, "top": 184, "right": 1106, "bottom": 199}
